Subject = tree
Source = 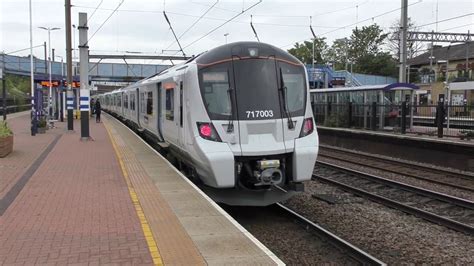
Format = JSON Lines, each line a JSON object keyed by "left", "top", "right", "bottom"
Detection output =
{"left": 387, "top": 18, "right": 425, "bottom": 61}
{"left": 288, "top": 37, "right": 328, "bottom": 65}
{"left": 348, "top": 24, "right": 398, "bottom": 77}
{"left": 326, "top": 38, "right": 349, "bottom": 71}
{"left": 356, "top": 53, "right": 398, "bottom": 77}
{"left": 348, "top": 24, "right": 388, "bottom": 60}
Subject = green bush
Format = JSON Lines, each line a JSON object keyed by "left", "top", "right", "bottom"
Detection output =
{"left": 323, "top": 112, "right": 348, "bottom": 127}
{"left": 38, "top": 119, "right": 47, "bottom": 128}
{"left": 0, "top": 121, "right": 13, "bottom": 137}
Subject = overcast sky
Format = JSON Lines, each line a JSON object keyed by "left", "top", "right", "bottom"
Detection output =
{"left": 1, "top": 0, "right": 473, "bottom": 64}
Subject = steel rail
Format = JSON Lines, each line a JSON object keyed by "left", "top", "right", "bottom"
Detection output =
{"left": 313, "top": 163, "right": 474, "bottom": 235}
{"left": 319, "top": 144, "right": 474, "bottom": 180}
{"left": 317, "top": 161, "right": 474, "bottom": 210}
{"left": 318, "top": 152, "right": 474, "bottom": 193}
{"left": 275, "top": 203, "right": 386, "bottom": 266}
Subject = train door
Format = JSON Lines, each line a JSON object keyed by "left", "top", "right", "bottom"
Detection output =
{"left": 162, "top": 80, "right": 178, "bottom": 145}
{"left": 231, "top": 56, "right": 286, "bottom": 155}
{"left": 136, "top": 88, "right": 140, "bottom": 126}
{"left": 177, "top": 78, "right": 185, "bottom": 149}
{"left": 155, "top": 83, "right": 164, "bottom": 142}
{"left": 120, "top": 92, "right": 124, "bottom": 116}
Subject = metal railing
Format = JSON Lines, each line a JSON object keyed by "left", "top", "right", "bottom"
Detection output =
{"left": 313, "top": 102, "right": 474, "bottom": 139}
{"left": 0, "top": 104, "right": 31, "bottom": 116}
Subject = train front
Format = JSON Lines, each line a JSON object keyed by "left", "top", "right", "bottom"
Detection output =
{"left": 194, "top": 42, "right": 318, "bottom": 206}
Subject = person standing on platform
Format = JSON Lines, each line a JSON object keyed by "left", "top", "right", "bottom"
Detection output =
{"left": 90, "top": 98, "right": 95, "bottom": 117}
{"left": 95, "top": 99, "right": 101, "bottom": 123}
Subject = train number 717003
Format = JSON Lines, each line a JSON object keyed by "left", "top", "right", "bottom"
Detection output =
{"left": 246, "top": 110, "right": 274, "bottom": 119}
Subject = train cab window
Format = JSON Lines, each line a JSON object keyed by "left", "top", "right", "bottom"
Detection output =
{"left": 199, "top": 64, "right": 231, "bottom": 120}
{"left": 146, "top": 91, "right": 153, "bottom": 115}
{"left": 279, "top": 62, "right": 306, "bottom": 116}
{"left": 165, "top": 88, "right": 174, "bottom": 120}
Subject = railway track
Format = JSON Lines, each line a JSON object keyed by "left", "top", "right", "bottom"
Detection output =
{"left": 274, "top": 203, "right": 386, "bottom": 266}
{"left": 314, "top": 161, "right": 474, "bottom": 235}
{"left": 225, "top": 203, "right": 385, "bottom": 265}
{"left": 319, "top": 145, "right": 474, "bottom": 193}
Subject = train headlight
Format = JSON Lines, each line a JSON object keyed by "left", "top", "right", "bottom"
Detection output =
{"left": 197, "top": 122, "right": 222, "bottom": 142}
{"left": 299, "top": 117, "right": 314, "bottom": 137}
{"left": 248, "top": 48, "right": 258, "bottom": 57}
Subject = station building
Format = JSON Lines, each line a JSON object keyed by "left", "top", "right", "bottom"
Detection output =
{"left": 407, "top": 42, "right": 474, "bottom": 106}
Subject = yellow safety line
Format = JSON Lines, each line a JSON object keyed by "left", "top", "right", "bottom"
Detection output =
{"left": 104, "top": 121, "right": 164, "bottom": 266}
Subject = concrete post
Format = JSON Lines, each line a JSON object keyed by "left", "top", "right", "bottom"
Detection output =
{"left": 399, "top": 0, "right": 408, "bottom": 83}
{"left": 78, "top": 12, "right": 90, "bottom": 140}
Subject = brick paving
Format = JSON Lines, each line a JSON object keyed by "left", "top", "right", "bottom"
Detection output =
{"left": 0, "top": 115, "right": 60, "bottom": 199}
{"left": 0, "top": 116, "right": 153, "bottom": 265}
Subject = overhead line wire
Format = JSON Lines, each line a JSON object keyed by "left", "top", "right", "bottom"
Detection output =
{"left": 279, "top": 0, "right": 423, "bottom": 48}
{"left": 190, "top": 1, "right": 239, "bottom": 14}
{"left": 163, "top": 11, "right": 186, "bottom": 57}
{"left": 86, "top": 0, "right": 104, "bottom": 24}
{"left": 87, "top": 0, "right": 125, "bottom": 44}
{"left": 70, "top": 5, "right": 355, "bottom": 29}
{"left": 163, "top": 0, "right": 219, "bottom": 52}
{"left": 181, "top": 0, "right": 262, "bottom": 50}
{"left": 417, "top": 13, "right": 474, "bottom": 28}
{"left": 440, "top": 23, "right": 474, "bottom": 32}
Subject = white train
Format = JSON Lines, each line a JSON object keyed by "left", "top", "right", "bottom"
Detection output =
{"left": 99, "top": 42, "right": 319, "bottom": 206}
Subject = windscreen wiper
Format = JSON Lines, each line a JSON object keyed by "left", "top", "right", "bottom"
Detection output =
{"left": 226, "top": 70, "right": 234, "bottom": 133}
{"left": 279, "top": 68, "right": 295, "bottom": 129}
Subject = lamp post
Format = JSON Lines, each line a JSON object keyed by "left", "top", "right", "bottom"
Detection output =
{"left": 224, "top": 33, "right": 229, "bottom": 44}
{"left": 55, "top": 55, "right": 64, "bottom": 122}
{"left": 1, "top": 52, "right": 6, "bottom": 121}
{"left": 29, "top": 0, "right": 36, "bottom": 135}
{"left": 38, "top": 26, "right": 60, "bottom": 122}
{"left": 72, "top": 24, "right": 76, "bottom": 61}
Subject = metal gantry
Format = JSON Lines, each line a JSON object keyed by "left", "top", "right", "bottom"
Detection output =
{"left": 407, "top": 31, "right": 472, "bottom": 42}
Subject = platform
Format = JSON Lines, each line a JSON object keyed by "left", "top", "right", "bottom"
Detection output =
{"left": 0, "top": 112, "right": 282, "bottom": 265}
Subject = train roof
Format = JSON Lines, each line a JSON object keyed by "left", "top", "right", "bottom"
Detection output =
{"left": 105, "top": 41, "right": 304, "bottom": 94}
{"left": 196, "top": 41, "right": 302, "bottom": 67}
{"left": 310, "top": 83, "right": 419, "bottom": 93}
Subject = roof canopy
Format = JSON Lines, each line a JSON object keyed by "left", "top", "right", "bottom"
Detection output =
{"left": 310, "top": 82, "right": 419, "bottom": 93}
{"left": 384, "top": 82, "right": 419, "bottom": 91}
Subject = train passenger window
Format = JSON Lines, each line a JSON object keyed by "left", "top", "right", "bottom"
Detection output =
{"left": 130, "top": 94, "right": 135, "bottom": 111}
{"left": 140, "top": 92, "right": 145, "bottom": 113}
{"left": 166, "top": 88, "right": 174, "bottom": 120}
{"left": 118, "top": 95, "right": 122, "bottom": 107}
{"left": 146, "top": 91, "right": 153, "bottom": 115}
{"left": 179, "top": 81, "right": 183, "bottom": 127}
{"left": 124, "top": 95, "right": 128, "bottom": 109}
